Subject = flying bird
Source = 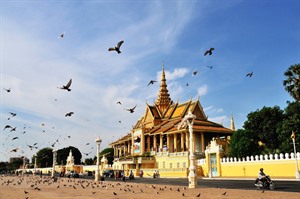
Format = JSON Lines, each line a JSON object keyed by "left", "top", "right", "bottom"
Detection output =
{"left": 204, "top": 47, "right": 215, "bottom": 56}
{"left": 117, "top": 101, "right": 122, "bottom": 105}
{"left": 147, "top": 80, "right": 157, "bottom": 86}
{"left": 4, "top": 88, "right": 11, "bottom": 92}
{"left": 125, "top": 105, "right": 137, "bottom": 113}
{"left": 246, "top": 72, "right": 253, "bottom": 77}
{"left": 108, "top": 41, "right": 124, "bottom": 54}
{"left": 10, "top": 147, "right": 19, "bottom": 152}
{"left": 12, "top": 137, "right": 19, "bottom": 141}
{"left": 58, "top": 32, "right": 65, "bottom": 39}
{"left": 10, "top": 127, "right": 17, "bottom": 132}
{"left": 186, "top": 83, "right": 189, "bottom": 86}
{"left": 3, "top": 125, "right": 12, "bottom": 130}
{"left": 192, "top": 71, "right": 198, "bottom": 76}
{"left": 65, "top": 112, "right": 74, "bottom": 117}
{"left": 58, "top": 79, "right": 72, "bottom": 91}
{"left": 207, "top": 65, "right": 213, "bottom": 69}
{"left": 8, "top": 112, "right": 17, "bottom": 120}
{"left": 83, "top": 152, "right": 91, "bottom": 156}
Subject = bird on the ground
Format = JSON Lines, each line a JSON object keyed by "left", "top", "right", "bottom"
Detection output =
{"left": 204, "top": 47, "right": 215, "bottom": 56}
{"left": 3, "top": 125, "right": 12, "bottom": 130}
{"left": 196, "top": 193, "right": 201, "bottom": 197}
{"left": 113, "top": 192, "right": 117, "bottom": 195}
{"left": 65, "top": 112, "right": 74, "bottom": 117}
{"left": 246, "top": 72, "right": 253, "bottom": 77}
{"left": 117, "top": 101, "right": 122, "bottom": 105}
{"left": 261, "top": 190, "right": 265, "bottom": 193}
{"left": 182, "top": 193, "right": 185, "bottom": 196}
{"left": 192, "top": 71, "right": 198, "bottom": 76}
{"left": 58, "top": 79, "right": 72, "bottom": 92}
{"left": 207, "top": 65, "right": 213, "bottom": 69}
{"left": 147, "top": 80, "right": 157, "bottom": 86}
{"left": 108, "top": 41, "right": 124, "bottom": 54}
{"left": 12, "top": 137, "right": 19, "bottom": 141}
{"left": 24, "top": 190, "right": 28, "bottom": 194}
{"left": 125, "top": 105, "right": 137, "bottom": 113}
{"left": 91, "top": 191, "right": 96, "bottom": 194}
{"left": 222, "top": 191, "right": 227, "bottom": 195}
{"left": 4, "top": 88, "right": 11, "bottom": 92}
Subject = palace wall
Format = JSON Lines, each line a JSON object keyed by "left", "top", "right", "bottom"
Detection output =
{"left": 197, "top": 152, "right": 300, "bottom": 178}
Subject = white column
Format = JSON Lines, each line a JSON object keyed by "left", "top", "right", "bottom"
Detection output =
{"left": 178, "top": 109, "right": 197, "bottom": 188}
{"left": 51, "top": 149, "right": 57, "bottom": 178}
{"left": 95, "top": 137, "right": 102, "bottom": 181}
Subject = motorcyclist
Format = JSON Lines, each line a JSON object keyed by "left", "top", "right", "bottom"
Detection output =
{"left": 257, "top": 168, "right": 267, "bottom": 184}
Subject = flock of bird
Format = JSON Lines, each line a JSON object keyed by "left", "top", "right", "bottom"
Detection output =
{"left": 0, "top": 175, "right": 236, "bottom": 198}
{"left": 2, "top": 32, "right": 254, "bottom": 162}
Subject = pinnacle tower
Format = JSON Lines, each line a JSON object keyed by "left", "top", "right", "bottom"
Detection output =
{"left": 155, "top": 64, "right": 172, "bottom": 114}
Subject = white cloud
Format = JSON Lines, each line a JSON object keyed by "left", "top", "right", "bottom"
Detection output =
{"left": 197, "top": 85, "right": 208, "bottom": 96}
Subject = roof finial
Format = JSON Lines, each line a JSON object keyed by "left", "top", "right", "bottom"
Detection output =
{"left": 155, "top": 63, "right": 172, "bottom": 114}
{"left": 230, "top": 113, "right": 235, "bottom": 131}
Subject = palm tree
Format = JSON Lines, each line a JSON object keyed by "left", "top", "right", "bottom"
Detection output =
{"left": 283, "top": 64, "right": 300, "bottom": 102}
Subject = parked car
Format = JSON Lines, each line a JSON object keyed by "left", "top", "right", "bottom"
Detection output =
{"left": 83, "top": 171, "right": 93, "bottom": 176}
{"left": 67, "top": 171, "right": 79, "bottom": 178}
{"left": 102, "top": 170, "right": 114, "bottom": 178}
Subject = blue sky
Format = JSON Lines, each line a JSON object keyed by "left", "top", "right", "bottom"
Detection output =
{"left": 1, "top": 0, "right": 299, "bottom": 162}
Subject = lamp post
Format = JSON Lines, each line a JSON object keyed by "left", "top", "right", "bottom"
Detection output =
{"left": 178, "top": 109, "right": 197, "bottom": 188}
{"left": 33, "top": 155, "right": 37, "bottom": 176}
{"left": 291, "top": 131, "right": 300, "bottom": 179}
{"left": 22, "top": 157, "right": 26, "bottom": 176}
{"left": 95, "top": 137, "right": 102, "bottom": 181}
{"left": 51, "top": 149, "right": 57, "bottom": 178}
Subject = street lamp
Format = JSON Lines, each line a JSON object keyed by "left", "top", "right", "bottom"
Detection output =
{"left": 291, "top": 131, "right": 300, "bottom": 179}
{"left": 95, "top": 137, "right": 102, "bottom": 181}
{"left": 33, "top": 155, "right": 37, "bottom": 176}
{"left": 178, "top": 109, "right": 197, "bottom": 188}
{"left": 51, "top": 149, "right": 57, "bottom": 178}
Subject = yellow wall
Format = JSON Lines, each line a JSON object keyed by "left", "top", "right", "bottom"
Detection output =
{"left": 198, "top": 159, "right": 299, "bottom": 179}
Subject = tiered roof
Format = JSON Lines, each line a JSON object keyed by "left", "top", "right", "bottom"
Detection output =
{"left": 110, "top": 66, "right": 233, "bottom": 145}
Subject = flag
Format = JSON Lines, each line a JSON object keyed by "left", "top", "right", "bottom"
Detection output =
{"left": 291, "top": 131, "right": 296, "bottom": 140}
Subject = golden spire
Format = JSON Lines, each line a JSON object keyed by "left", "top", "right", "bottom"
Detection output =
{"left": 230, "top": 113, "right": 235, "bottom": 131}
{"left": 155, "top": 64, "right": 172, "bottom": 114}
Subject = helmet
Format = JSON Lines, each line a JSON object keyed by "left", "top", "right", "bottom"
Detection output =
{"left": 260, "top": 168, "right": 263, "bottom": 171}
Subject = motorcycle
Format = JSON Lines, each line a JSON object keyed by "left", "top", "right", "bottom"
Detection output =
{"left": 153, "top": 172, "right": 160, "bottom": 178}
{"left": 254, "top": 175, "right": 276, "bottom": 190}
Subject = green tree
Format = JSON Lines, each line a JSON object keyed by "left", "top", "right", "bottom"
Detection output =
{"left": 36, "top": 147, "right": 53, "bottom": 168}
{"left": 277, "top": 101, "right": 300, "bottom": 152}
{"left": 56, "top": 146, "right": 82, "bottom": 165}
{"left": 243, "top": 106, "right": 284, "bottom": 153}
{"left": 230, "top": 129, "right": 261, "bottom": 158}
{"left": 283, "top": 64, "right": 300, "bottom": 102}
{"left": 84, "top": 158, "right": 95, "bottom": 165}
{"left": 99, "top": 148, "right": 114, "bottom": 165}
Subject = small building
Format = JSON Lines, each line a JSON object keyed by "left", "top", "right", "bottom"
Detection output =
{"left": 110, "top": 65, "right": 234, "bottom": 177}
